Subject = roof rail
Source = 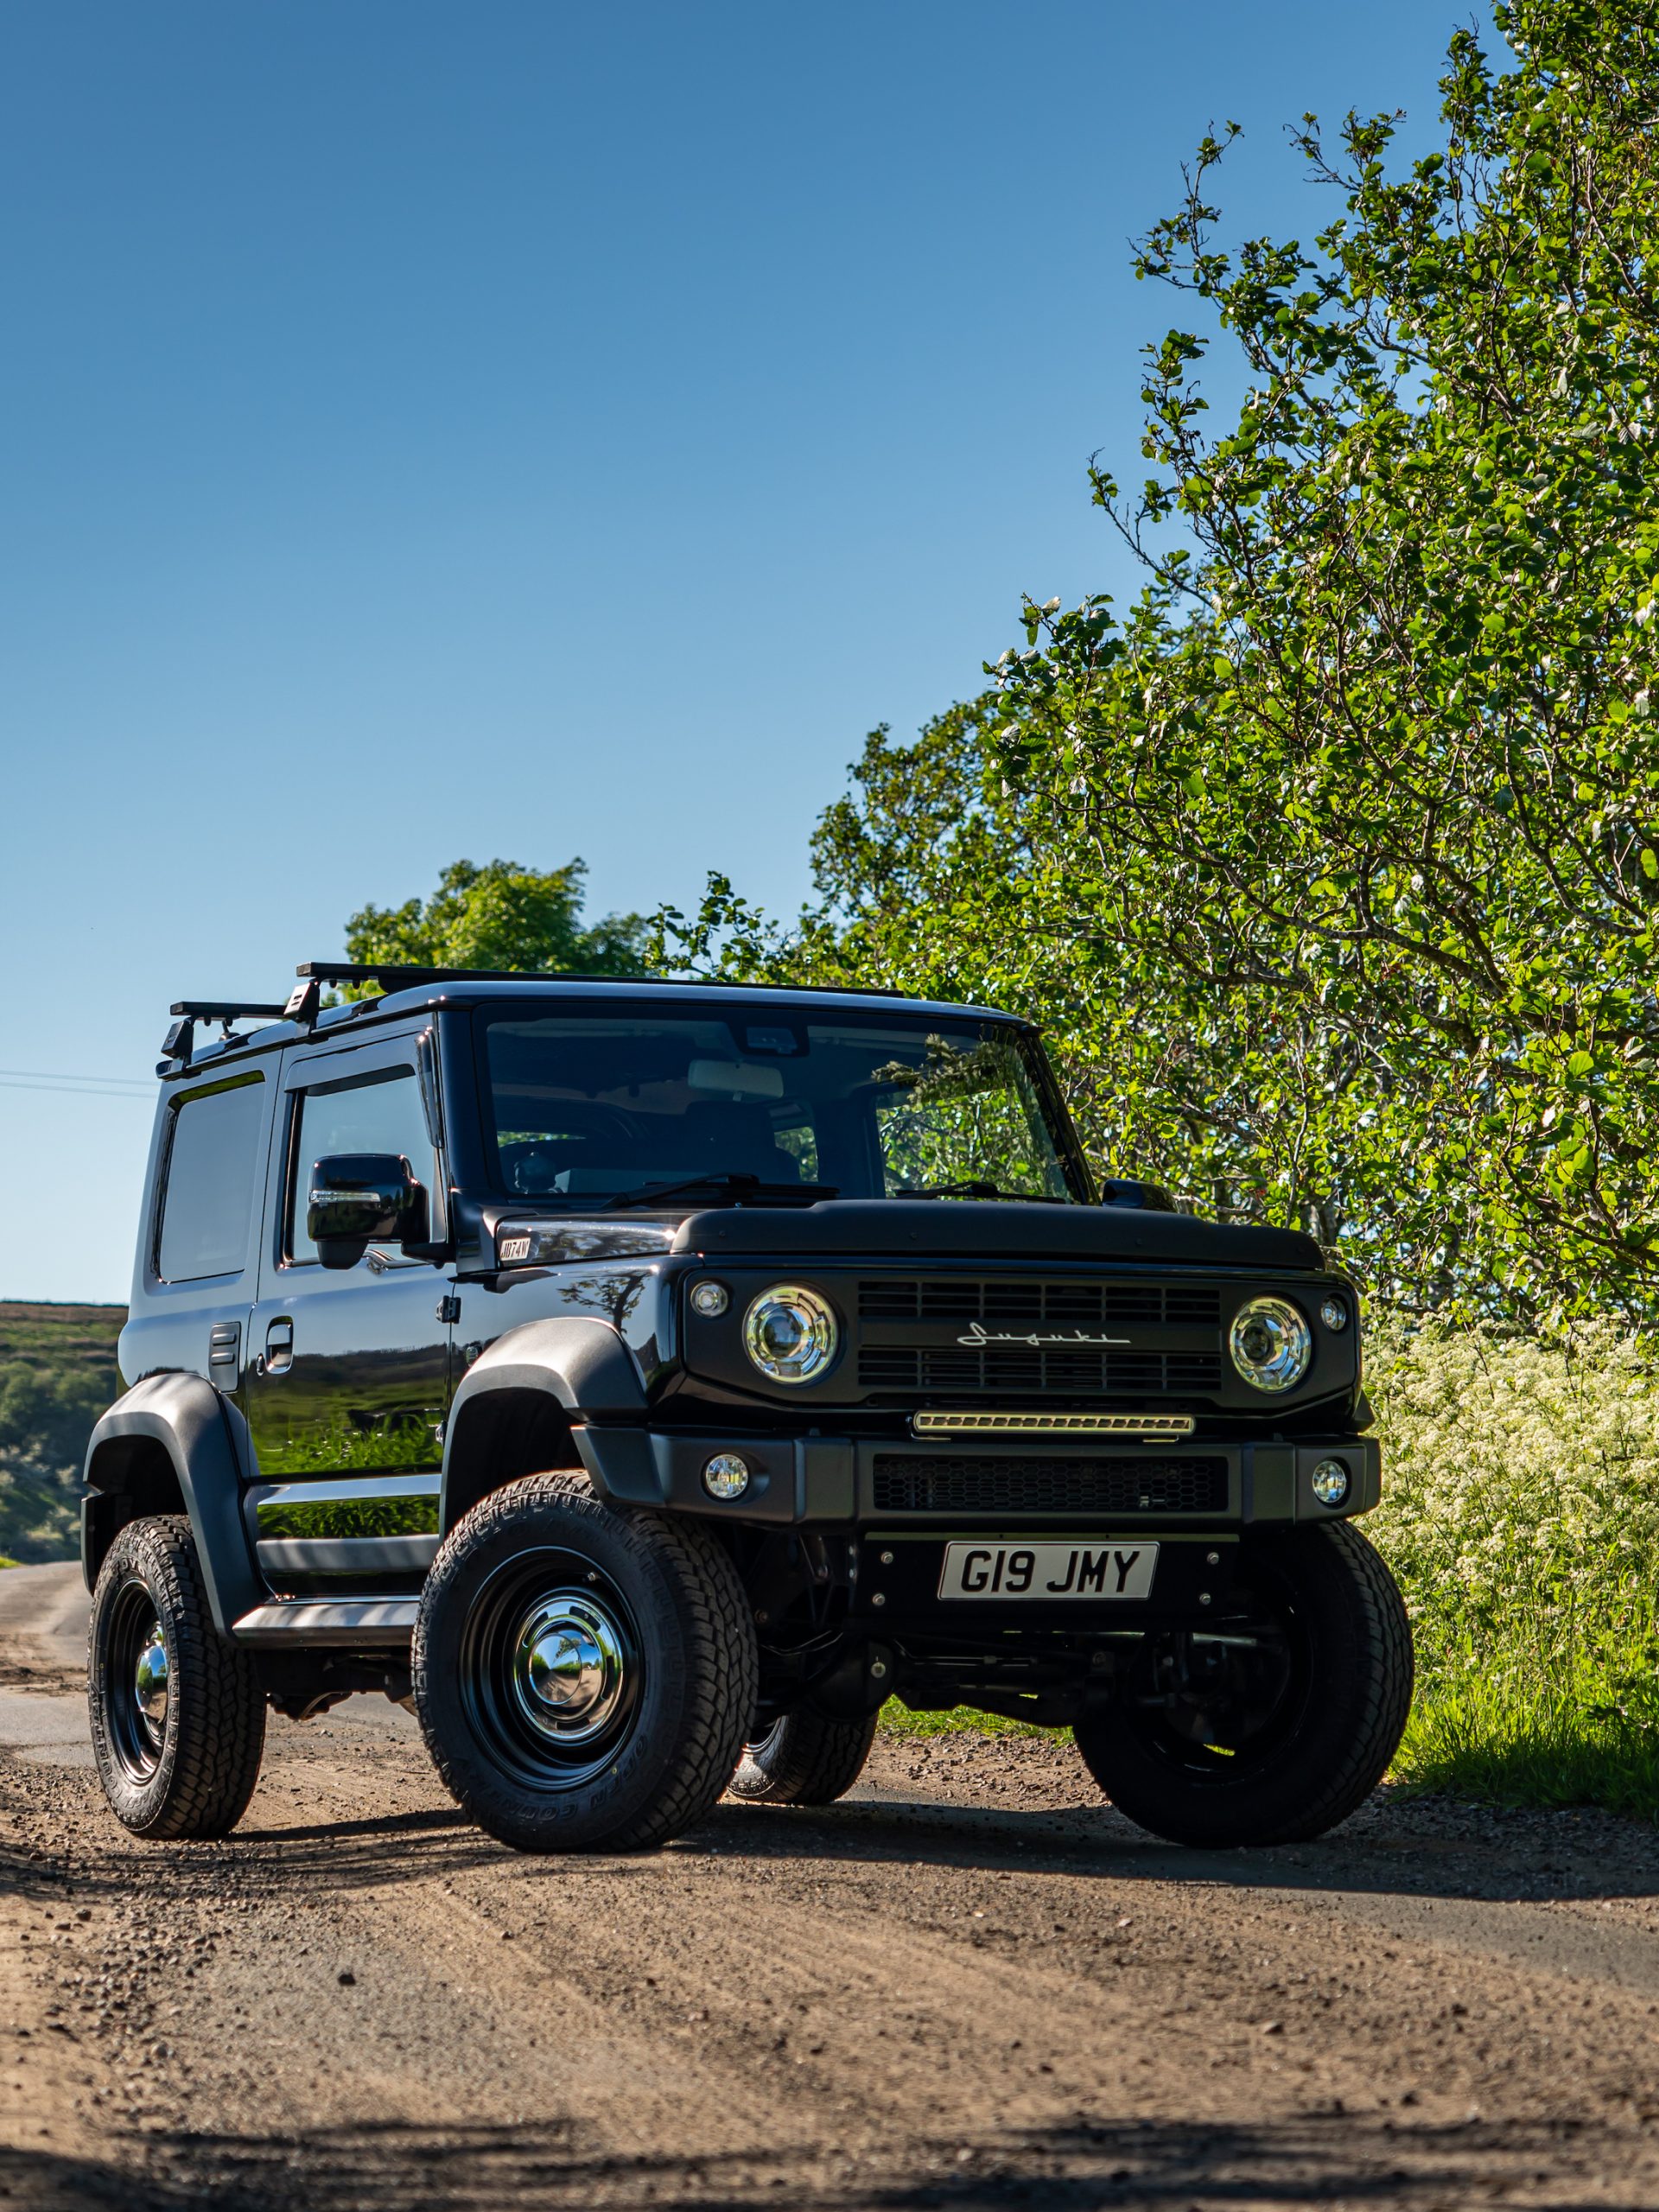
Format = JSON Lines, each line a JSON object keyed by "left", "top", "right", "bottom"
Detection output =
{"left": 294, "top": 961, "right": 648, "bottom": 988}
{"left": 292, "top": 962, "right": 914, "bottom": 1000}
{"left": 169, "top": 1000, "right": 289, "bottom": 1024}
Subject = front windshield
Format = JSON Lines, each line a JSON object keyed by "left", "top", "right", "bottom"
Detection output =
{"left": 480, "top": 1006, "right": 1087, "bottom": 1205}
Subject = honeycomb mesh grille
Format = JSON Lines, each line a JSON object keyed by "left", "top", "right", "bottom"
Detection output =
{"left": 871, "top": 1454, "right": 1230, "bottom": 1515}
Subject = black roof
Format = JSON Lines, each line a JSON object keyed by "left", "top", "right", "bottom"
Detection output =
{"left": 160, "top": 969, "right": 1026, "bottom": 1077}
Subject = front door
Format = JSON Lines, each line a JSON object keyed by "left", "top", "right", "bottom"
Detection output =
{"left": 244, "top": 1033, "right": 452, "bottom": 1482}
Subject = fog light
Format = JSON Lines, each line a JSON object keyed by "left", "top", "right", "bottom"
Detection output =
{"left": 690, "top": 1281, "right": 730, "bottom": 1317}
{"left": 702, "top": 1452, "right": 751, "bottom": 1501}
{"left": 1320, "top": 1295, "right": 1350, "bottom": 1332}
{"left": 1311, "top": 1458, "right": 1351, "bottom": 1508}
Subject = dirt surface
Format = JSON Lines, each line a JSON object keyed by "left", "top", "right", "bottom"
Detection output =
{"left": 3, "top": 1563, "right": 1659, "bottom": 2210}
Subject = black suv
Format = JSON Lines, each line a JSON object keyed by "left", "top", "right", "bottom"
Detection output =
{"left": 84, "top": 964, "right": 1411, "bottom": 1854}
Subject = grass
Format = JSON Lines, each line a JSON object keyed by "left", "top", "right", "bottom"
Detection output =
{"left": 880, "top": 1704, "right": 1048, "bottom": 1741}
{"left": 1367, "top": 1319, "right": 1659, "bottom": 1822}
{"left": 1395, "top": 1662, "right": 1659, "bottom": 1818}
{"left": 0, "top": 1300, "right": 125, "bottom": 1563}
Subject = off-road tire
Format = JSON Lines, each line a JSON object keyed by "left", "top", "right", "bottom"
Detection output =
{"left": 729, "top": 1708, "right": 879, "bottom": 1805}
{"left": 1075, "top": 1520, "right": 1413, "bottom": 1848}
{"left": 88, "top": 1515, "right": 267, "bottom": 1840}
{"left": 414, "top": 1473, "right": 758, "bottom": 1853}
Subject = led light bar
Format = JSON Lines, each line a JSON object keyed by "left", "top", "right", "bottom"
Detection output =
{"left": 910, "top": 1411, "right": 1197, "bottom": 1440}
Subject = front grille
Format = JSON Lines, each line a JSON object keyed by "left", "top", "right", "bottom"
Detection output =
{"left": 859, "top": 1280, "right": 1221, "bottom": 1325}
{"left": 872, "top": 1453, "right": 1230, "bottom": 1515}
{"left": 855, "top": 1275, "right": 1224, "bottom": 1399}
{"left": 860, "top": 1348, "right": 1224, "bottom": 1394}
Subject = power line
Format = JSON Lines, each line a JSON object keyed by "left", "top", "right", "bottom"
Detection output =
{"left": 0, "top": 1069, "right": 154, "bottom": 1099}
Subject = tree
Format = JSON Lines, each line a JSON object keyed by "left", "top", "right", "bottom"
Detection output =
{"left": 991, "top": 0, "right": 1659, "bottom": 1319}
{"left": 662, "top": 0, "right": 1659, "bottom": 1321}
{"left": 346, "top": 857, "right": 647, "bottom": 979}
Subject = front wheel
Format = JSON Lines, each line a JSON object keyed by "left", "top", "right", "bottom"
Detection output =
{"left": 1075, "top": 1521, "right": 1412, "bottom": 1848}
{"left": 729, "top": 1707, "right": 878, "bottom": 1805}
{"left": 88, "top": 1516, "right": 267, "bottom": 1840}
{"left": 413, "top": 1475, "right": 758, "bottom": 1853}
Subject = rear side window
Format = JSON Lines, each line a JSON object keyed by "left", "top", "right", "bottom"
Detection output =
{"left": 156, "top": 1077, "right": 266, "bottom": 1282}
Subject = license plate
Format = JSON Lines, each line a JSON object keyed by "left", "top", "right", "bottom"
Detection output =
{"left": 937, "top": 1540, "right": 1159, "bottom": 1601}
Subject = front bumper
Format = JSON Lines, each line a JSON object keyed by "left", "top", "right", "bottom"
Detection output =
{"left": 573, "top": 1427, "right": 1380, "bottom": 1528}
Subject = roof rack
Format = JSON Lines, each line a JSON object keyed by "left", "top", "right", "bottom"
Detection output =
{"left": 292, "top": 962, "right": 913, "bottom": 1000}
{"left": 161, "top": 998, "right": 291, "bottom": 1067}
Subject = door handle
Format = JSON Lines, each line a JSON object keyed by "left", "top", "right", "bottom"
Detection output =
{"left": 264, "top": 1319, "right": 295, "bottom": 1376}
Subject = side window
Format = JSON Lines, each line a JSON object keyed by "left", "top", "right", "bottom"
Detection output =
{"left": 286, "top": 1066, "right": 436, "bottom": 1265}
{"left": 156, "top": 1077, "right": 266, "bottom": 1283}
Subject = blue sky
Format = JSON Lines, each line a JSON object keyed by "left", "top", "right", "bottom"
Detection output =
{"left": 1, "top": 1, "right": 1474, "bottom": 1301}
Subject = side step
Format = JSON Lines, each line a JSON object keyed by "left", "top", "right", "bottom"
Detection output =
{"left": 232, "top": 1598, "right": 418, "bottom": 1647}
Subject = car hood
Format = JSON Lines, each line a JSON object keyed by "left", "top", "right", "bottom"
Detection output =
{"left": 669, "top": 1198, "right": 1323, "bottom": 1271}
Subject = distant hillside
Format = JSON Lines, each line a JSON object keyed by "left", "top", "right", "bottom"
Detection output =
{"left": 0, "top": 1303, "right": 124, "bottom": 1562}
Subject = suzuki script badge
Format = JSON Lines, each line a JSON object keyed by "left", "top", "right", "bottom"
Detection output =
{"left": 955, "top": 1321, "right": 1130, "bottom": 1349}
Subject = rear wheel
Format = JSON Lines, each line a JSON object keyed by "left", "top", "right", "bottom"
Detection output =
{"left": 729, "top": 1708, "right": 878, "bottom": 1805}
{"left": 88, "top": 1516, "right": 267, "bottom": 1840}
{"left": 1075, "top": 1521, "right": 1412, "bottom": 1847}
{"left": 414, "top": 1475, "right": 757, "bottom": 1853}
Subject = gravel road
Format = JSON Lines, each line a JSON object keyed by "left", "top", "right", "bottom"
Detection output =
{"left": 3, "top": 1560, "right": 1658, "bottom": 2210}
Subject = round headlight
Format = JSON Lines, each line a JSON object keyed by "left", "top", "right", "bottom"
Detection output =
{"left": 743, "top": 1283, "right": 839, "bottom": 1384}
{"left": 1229, "top": 1297, "right": 1313, "bottom": 1393}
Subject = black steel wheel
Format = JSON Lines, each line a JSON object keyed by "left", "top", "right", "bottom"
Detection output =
{"left": 88, "top": 1516, "right": 267, "bottom": 1840}
{"left": 729, "top": 1707, "right": 878, "bottom": 1806}
{"left": 1074, "top": 1521, "right": 1412, "bottom": 1848}
{"left": 414, "top": 1474, "right": 757, "bottom": 1853}
{"left": 457, "top": 1554, "right": 644, "bottom": 1796}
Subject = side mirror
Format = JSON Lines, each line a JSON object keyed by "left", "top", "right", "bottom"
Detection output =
{"left": 1099, "top": 1176, "right": 1178, "bottom": 1213}
{"left": 308, "top": 1154, "right": 429, "bottom": 1269}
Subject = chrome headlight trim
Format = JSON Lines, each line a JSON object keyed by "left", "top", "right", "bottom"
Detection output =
{"left": 1228, "top": 1295, "right": 1313, "bottom": 1393}
{"left": 742, "top": 1282, "right": 840, "bottom": 1385}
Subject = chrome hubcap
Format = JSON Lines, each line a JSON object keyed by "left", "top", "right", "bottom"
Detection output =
{"left": 133, "top": 1624, "right": 169, "bottom": 1745}
{"left": 510, "top": 1593, "right": 627, "bottom": 1747}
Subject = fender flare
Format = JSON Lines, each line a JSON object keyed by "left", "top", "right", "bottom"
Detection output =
{"left": 81, "top": 1374, "right": 263, "bottom": 1637}
{"left": 440, "top": 1318, "right": 654, "bottom": 1532}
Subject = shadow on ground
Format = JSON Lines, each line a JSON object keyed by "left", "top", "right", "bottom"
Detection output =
{"left": 0, "top": 2109, "right": 1627, "bottom": 2212}
{"left": 14, "top": 1789, "right": 1651, "bottom": 1913}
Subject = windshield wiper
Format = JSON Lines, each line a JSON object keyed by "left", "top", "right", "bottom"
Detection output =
{"left": 603, "top": 1172, "right": 839, "bottom": 1211}
{"left": 896, "top": 1180, "right": 1058, "bottom": 1203}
